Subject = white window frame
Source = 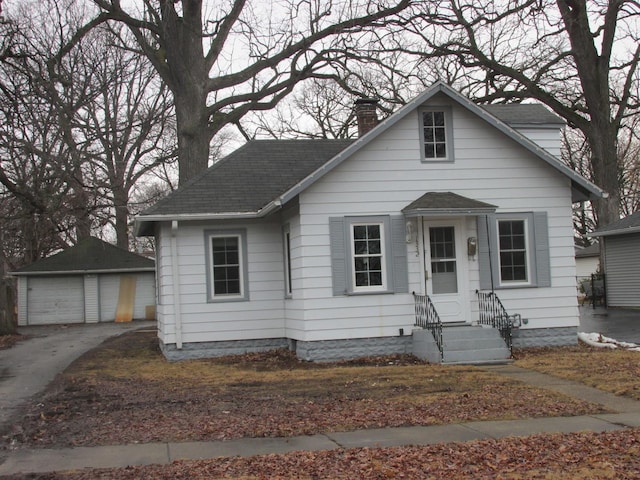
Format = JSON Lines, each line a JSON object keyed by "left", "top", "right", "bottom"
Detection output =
{"left": 418, "top": 106, "right": 454, "bottom": 163}
{"left": 205, "top": 229, "right": 249, "bottom": 302}
{"left": 497, "top": 217, "right": 531, "bottom": 286}
{"left": 349, "top": 220, "right": 388, "bottom": 293}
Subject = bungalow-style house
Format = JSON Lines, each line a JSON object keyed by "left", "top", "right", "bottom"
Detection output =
{"left": 590, "top": 211, "right": 640, "bottom": 308}
{"left": 135, "top": 82, "right": 604, "bottom": 362}
{"left": 13, "top": 237, "right": 156, "bottom": 325}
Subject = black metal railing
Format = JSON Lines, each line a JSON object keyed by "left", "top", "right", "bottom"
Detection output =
{"left": 476, "top": 290, "right": 521, "bottom": 352}
{"left": 413, "top": 292, "right": 443, "bottom": 361}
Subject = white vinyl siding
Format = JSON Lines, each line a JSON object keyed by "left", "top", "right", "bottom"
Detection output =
{"left": 297, "top": 97, "right": 577, "bottom": 339}
{"left": 153, "top": 92, "right": 579, "bottom": 346}
{"left": 155, "top": 222, "right": 285, "bottom": 346}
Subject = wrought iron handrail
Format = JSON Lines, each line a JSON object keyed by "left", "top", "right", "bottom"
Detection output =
{"left": 476, "top": 290, "right": 520, "bottom": 353}
{"left": 413, "top": 292, "right": 443, "bottom": 361}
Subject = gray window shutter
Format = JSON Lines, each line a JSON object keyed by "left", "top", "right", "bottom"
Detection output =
{"left": 533, "top": 211, "right": 551, "bottom": 287}
{"left": 391, "top": 216, "right": 409, "bottom": 293}
{"left": 477, "top": 214, "right": 497, "bottom": 291}
{"left": 329, "top": 217, "right": 347, "bottom": 295}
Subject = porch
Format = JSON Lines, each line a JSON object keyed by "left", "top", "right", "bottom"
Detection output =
{"left": 411, "top": 290, "right": 521, "bottom": 365}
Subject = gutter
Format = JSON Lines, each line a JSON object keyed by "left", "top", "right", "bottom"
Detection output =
{"left": 134, "top": 201, "right": 283, "bottom": 236}
{"left": 589, "top": 226, "right": 640, "bottom": 237}
{"left": 11, "top": 267, "right": 155, "bottom": 276}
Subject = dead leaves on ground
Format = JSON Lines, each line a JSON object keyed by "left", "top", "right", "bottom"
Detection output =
{"left": 2, "top": 332, "right": 607, "bottom": 450}
{"left": 515, "top": 344, "right": 640, "bottom": 401}
{"left": 6, "top": 428, "right": 640, "bottom": 479}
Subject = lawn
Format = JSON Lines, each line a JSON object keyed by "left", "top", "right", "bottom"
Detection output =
{"left": 514, "top": 343, "right": 640, "bottom": 400}
{"left": 3, "top": 331, "right": 604, "bottom": 450}
{"left": 3, "top": 332, "right": 640, "bottom": 479}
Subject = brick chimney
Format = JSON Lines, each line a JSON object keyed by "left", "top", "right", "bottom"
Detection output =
{"left": 354, "top": 98, "right": 379, "bottom": 137}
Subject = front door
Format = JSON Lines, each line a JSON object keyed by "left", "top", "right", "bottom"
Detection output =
{"left": 423, "top": 219, "right": 469, "bottom": 323}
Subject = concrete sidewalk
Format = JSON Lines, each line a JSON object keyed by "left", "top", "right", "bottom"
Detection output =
{"left": 1, "top": 365, "right": 639, "bottom": 476}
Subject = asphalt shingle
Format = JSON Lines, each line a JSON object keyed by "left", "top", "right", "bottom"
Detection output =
{"left": 14, "top": 237, "right": 154, "bottom": 274}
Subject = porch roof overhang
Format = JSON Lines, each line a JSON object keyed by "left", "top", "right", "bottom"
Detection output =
{"left": 402, "top": 192, "right": 498, "bottom": 217}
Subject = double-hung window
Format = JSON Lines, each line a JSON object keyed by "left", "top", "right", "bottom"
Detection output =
{"left": 477, "top": 212, "right": 551, "bottom": 290}
{"left": 351, "top": 223, "right": 386, "bottom": 291}
{"left": 205, "top": 229, "right": 249, "bottom": 302}
{"left": 498, "top": 219, "right": 528, "bottom": 283}
{"left": 419, "top": 107, "right": 454, "bottom": 162}
{"left": 329, "top": 215, "right": 410, "bottom": 295}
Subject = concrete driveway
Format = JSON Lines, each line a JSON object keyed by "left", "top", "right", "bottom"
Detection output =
{"left": 0, "top": 321, "right": 155, "bottom": 431}
{"left": 579, "top": 306, "right": 640, "bottom": 344}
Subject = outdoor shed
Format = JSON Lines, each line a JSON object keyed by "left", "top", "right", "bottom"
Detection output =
{"left": 590, "top": 211, "right": 640, "bottom": 308}
{"left": 12, "top": 237, "right": 156, "bottom": 325}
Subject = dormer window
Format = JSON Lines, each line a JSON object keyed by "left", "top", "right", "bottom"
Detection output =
{"left": 419, "top": 107, "right": 454, "bottom": 162}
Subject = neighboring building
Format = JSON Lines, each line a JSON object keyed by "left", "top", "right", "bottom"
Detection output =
{"left": 590, "top": 211, "right": 640, "bottom": 308}
{"left": 135, "top": 81, "right": 604, "bottom": 362}
{"left": 12, "top": 237, "right": 156, "bottom": 325}
{"left": 575, "top": 242, "right": 600, "bottom": 281}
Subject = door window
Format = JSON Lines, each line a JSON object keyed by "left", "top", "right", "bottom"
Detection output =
{"left": 430, "top": 226, "right": 458, "bottom": 294}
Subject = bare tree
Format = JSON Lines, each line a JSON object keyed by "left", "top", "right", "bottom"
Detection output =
{"left": 74, "top": 27, "right": 176, "bottom": 248}
{"left": 82, "top": 0, "right": 414, "bottom": 184}
{"left": 399, "top": 0, "right": 640, "bottom": 228}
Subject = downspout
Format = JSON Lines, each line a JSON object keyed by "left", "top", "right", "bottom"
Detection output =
{"left": 421, "top": 219, "right": 428, "bottom": 294}
{"left": 485, "top": 215, "right": 495, "bottom": 293}
{"left": 170, "top": 220, "right": 183, "bottom": 349}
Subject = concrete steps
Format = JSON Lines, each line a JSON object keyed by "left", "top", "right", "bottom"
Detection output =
{"left": 441, "top": 324, "right": 511, "bottom": 365}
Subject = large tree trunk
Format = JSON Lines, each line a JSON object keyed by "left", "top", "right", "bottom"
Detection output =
{"left": 0, "top": 260, "right": 16, "bottom": 335}
{"left": 175, "top": 91, "right": 211, "bottom": 184}
{"left": 587, "top": 125, "right": 620, "bottom": 228}
{"left": 160, "top": 0, "right": 212, "bottom": 185}
{"left": 113, "top": 188, "right": 130, "bottom": 250}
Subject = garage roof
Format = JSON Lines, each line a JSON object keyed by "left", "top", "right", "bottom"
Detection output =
{"left": 12, "top": 237, "right": 155, "bottom": 276}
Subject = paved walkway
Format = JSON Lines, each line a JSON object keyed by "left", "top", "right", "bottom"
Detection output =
{"left": 0, "top": 321, "right": 155, "bottom": 429}
{"left": 1, "top": 364, "right": 639, "bottom": 476}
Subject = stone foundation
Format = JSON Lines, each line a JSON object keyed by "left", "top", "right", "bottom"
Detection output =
{"left": 512, "top": 326, "right": 577, "bottom": 348}
{"left": 160, "top": 337, "right": 289, "bottom": 361}
{"left": 159, "top": 326, "right": 578, "bottom": 362}
{"left": 294, "top": 335, "right": 412, "bottom": 362}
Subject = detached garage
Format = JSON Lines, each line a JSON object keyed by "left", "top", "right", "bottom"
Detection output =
{"left": 13, "top": 237, "right": 156, "bottom": 325}
{"left": 590, "top": 211, "right": 640, "bottom": 309}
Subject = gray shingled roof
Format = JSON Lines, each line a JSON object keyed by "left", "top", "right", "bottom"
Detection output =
{"left": 482, "top": 104, "right": 565, "bottom": 126}
{"left": 13, "top": 237, "right": 155, "bottom": 275}
{"left": 575, "top": 242, "right": 600, "bottom": 258}
{"left": 402, "top": 192, "right": 497, "bottom": 216}
{"left": 591, "top": 211, "right": 640, "bottom": 237}
{"left": 142, "top": 139, "right": 354, "bottom": 217}
{"left": 136, "top": 84, "right": 602, "bottom": 233}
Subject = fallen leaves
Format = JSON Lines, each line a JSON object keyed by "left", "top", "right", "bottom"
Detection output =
{"left": 515, "top": 343, "right": 640, "bottom": 401}
{"left": 2, "top": 333, "right": 607, "bottom": 451}
{"left": 5, "top": 428, "right": 640, "bottom": 479}
{"left": 0, "top": 334, "right": 23, "bottom": 350}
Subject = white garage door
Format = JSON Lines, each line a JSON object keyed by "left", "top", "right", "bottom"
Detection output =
{"left": 27, "top": 276, "right": 85, "bottom": 325}
{"left": 99, "top": 274, "right": 121, "bottom": 322}
{"left": 99, "top": 273, "right": 156, "bottom": 321}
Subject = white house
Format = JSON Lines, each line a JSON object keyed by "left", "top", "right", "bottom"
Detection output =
{"left": 135, "top": 82, "right": 605, "bottom": 362}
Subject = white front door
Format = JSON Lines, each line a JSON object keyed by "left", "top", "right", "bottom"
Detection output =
{"left": 423, "top": 219, "right": 469, "bottom": 323}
